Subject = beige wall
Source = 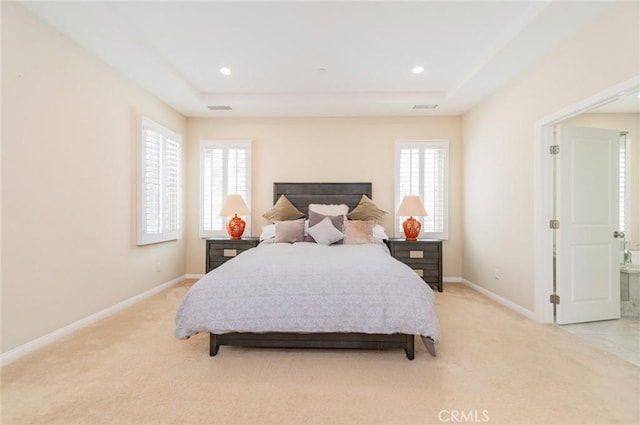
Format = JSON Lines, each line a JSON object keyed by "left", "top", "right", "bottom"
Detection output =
{"left": 1, "top": 3, "right": 187, "bottom": 352}
{"left": 186, "top": 117, "right": 463, "bottom": 278}
{"left": 563, "top": 113, "right": 640, "bottom": 244}
{"left": 462, "top": 2, "right": 640, "bottom": 311}
{"left": 5, "top": 0, "right": 636, "bottom": 355}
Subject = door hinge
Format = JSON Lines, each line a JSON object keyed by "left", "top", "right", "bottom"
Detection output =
{"left": 549, "top": 219, "right": 560, "bottom": 229}
{"left": 550, "top": 145, "right": 560, "bottom": 155}
{"left": 550, "top": 294, "right": 560, "bottom": 305}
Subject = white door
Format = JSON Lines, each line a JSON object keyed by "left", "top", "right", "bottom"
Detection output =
{"left": 556, "top": 125, "right": 621, "bottom": 325}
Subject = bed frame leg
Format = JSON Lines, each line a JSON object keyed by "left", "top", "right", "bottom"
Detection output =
{"left": 422, "top": 336, "right": 437, "bottom": 357}
{"left": 209, "top": 333, "right": 219, "bottom": 356}
{"left": 405, "top": 335, "right": 415, "bottom": 360}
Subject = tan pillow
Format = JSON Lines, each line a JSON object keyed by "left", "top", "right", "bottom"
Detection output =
{"left": 347, "top": 195, "right": 388, "bottom": 222}
{"left": 343, "top": 220, "right": 375, "bottom": 244}
{"left": 262, "top": 195, "right": 305, "bottom": 222}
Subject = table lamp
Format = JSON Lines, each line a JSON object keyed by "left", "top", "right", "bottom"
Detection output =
{"left": 396, "top": 196, "right": 428, "bottom": 241}
{"left": 220, "top": 195, "right": 250, "bottom": 239}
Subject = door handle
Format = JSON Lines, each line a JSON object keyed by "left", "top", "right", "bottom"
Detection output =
{"left": 614, "top": 231, "right": 625, "bottom": 238}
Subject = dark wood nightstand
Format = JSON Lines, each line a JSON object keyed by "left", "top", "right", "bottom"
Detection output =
{"left": 206, "top": 237, "right": 260, "bottom": 273}
{"left": 387, "top": 238, "right": 443, "bottom": 292}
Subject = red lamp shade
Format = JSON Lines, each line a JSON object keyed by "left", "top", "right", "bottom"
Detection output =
{"left": 397, "top": 196, "right": 428, "bottom": 241}
{"left": 220, "top": 194, "right": 250, "bottom": 240}
{"left": 402, "top": 217, "right": 422, "bottom": 241}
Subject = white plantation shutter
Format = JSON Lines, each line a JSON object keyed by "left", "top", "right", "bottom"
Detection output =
{"left": 200, "top": 140, "right": 252, "bottom": 238}
{"left": 137, "top": 116, "right": 182, "bottom": 245}
{"left": 395, "top": 140, "right": 449, "bottom": 239}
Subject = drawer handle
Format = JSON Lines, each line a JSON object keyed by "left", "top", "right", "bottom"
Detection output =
{"left": 409, "top": 250, "right": 424, "bottom": 259}
{"left": 223, "top": 249, "right": 237, "bottom": 257}
{"left": 414, "top": 269, "right": 424, "bottom": 277}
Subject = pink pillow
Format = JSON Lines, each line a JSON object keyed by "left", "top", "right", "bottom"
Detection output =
{"left": 343, "top": 220, "right": 375, "bottom": 244}
{"left": 275, "top": 219, "right": 305, "bottom": 243}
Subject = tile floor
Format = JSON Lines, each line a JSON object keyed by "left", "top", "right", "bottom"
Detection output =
{"left": 559, "top": 317, "right": 640, "bottom": 367}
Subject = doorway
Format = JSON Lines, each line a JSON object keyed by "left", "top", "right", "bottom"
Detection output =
{"left": 534, "top": 79, "right": 639, "bottom": 365}
{"left": 534, "top": 77, "right": 639, "bottom": 324}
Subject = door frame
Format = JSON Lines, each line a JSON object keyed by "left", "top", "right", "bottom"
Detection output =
{"left": 533, "top": 76, "right": 639, "bottom": 323}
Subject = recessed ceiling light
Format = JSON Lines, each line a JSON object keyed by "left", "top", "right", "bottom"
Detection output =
{"left": 412, "top": 66, "right": 424, "bottom": 74}
{"left": 220, "top": 67, "right": 231, "bottom": 76}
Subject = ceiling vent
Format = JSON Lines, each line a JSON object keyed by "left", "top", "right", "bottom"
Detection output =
{"left": 412, "top": 104, "right": 438, "bottom": 110}
{"left": 207, "top": 105, "right": 232, "bottom": 111}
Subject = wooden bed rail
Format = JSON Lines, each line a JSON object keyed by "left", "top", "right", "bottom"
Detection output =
{"left": 209, "top": 332, "right": 423, "bottom": 360}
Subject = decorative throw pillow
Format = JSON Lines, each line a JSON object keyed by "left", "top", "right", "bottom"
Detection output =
{"left": 309, "top": 203, "right": 349, "bottom": 216}
{"left": 307, "top": 217, "right": 344, "bottom": 246}
{"left": 274, "top": 219, "right": 305, "bottom": 243}
{"left": 260, "top": 224, "right": 276, "bottom": 241}
{"left": 304, "top": 210, "right": 344, "bottom": 243}
{"left": 262, "top": 195, "right": 305, "bottom": 222}
{"left": 373, "top": 224, "right": 389, "bottom": 241}
{"left": 347, "top": 195, "right": 388, "bottom": 222}
{"left": 343, "top": 220, "right": 375, "bottom": 244}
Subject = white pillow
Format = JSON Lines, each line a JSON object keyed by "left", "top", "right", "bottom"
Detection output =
{"left": 373, "top": 224, "right": 389, "bottom": 241}
{"left": 260, "top": 224, "right": 276, "bottom": 241}
{"left": 308, "top": 203, "right": 349, "bottom": 216}
{"left": 306, "top": 217, "right": 344, "bottom": 246}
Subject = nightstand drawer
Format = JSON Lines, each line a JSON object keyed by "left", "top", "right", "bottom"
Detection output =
{"left": 395, "top": 257, "right": 440, "bottom": 266}
{"left": 410, "top": 268, "right": 440, "bottom": 280}
{"left": 391, "top": 244, "right": 440, "bottom": 259}
{"left": 211, "top": 260, "right": 229, "bottom": 270}
{"left": 209, "top": 247, "right": 247, "bottom": 259}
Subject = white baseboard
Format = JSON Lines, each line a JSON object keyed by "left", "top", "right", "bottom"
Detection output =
{"left": 1, "top": 275, "right": 187, "bottom": 366}
{"left": 461, "top": 278, "right": 537, "bottom": 321}
{"left": 443, "top": 277, "right": 463, "bottom": 283}
{"left": 185, "top": 274, "right": 204, "bottom": 280}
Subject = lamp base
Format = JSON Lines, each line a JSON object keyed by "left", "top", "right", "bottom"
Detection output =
{"left": 227, "top": 215, "right": 246, "bottom": 240}
{"left": 402, "top": 216, "right": 421, "bottom": 241}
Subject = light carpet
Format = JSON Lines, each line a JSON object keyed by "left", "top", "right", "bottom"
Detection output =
{"left": 1, "top": 281, "right": 639, "bottom": 424}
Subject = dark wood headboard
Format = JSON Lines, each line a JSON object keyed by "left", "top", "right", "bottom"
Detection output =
{"left": 273, "top": 182, "right": 372, "bottom": 217}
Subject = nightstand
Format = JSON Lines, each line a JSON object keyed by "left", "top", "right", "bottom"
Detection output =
{"left": 387, "top": 238, "right": 443, "bottom": 292}
{"left": 206, "top": 237, "right": 260, "bottom": 273}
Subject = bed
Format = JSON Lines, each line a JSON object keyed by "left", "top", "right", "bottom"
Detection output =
{"left": 175, "top": 183, "right": 440, "bottom": 359}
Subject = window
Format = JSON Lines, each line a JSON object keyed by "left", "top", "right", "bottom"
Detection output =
{"left": 137, "top": 116, "right": 182, "bottom": 245}
{"left": 200, "top": 140, "right": 252, "bottom": 238}
{"left": 395, "top": 140, "right": 449, "bottom": 239}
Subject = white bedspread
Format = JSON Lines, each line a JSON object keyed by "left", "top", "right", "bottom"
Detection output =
{"left": 175, "top": 242, "right": 440, "bottom": 342}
